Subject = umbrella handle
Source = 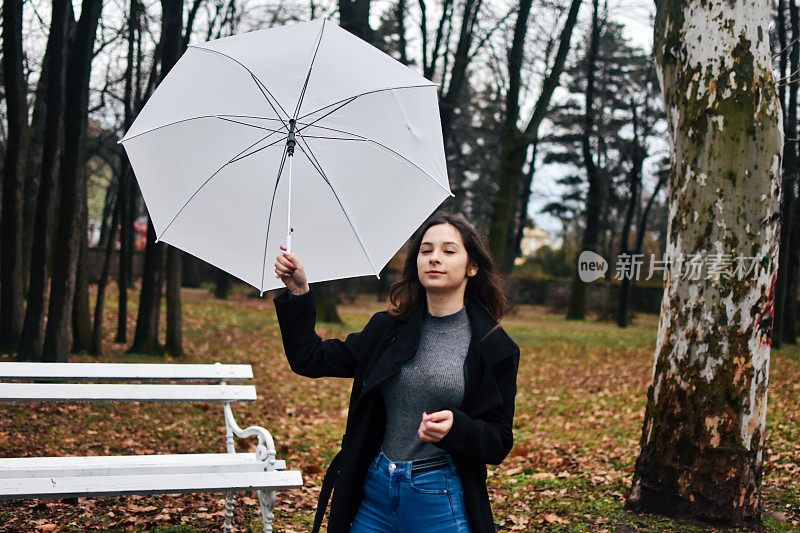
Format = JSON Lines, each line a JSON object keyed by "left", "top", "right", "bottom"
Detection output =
{"left": 286, "top": 151, "right": 294, "bottom": 254}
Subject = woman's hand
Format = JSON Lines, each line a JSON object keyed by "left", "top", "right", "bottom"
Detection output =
{"left": 274, "top": 244, "right": 310, "bottom": 295}
{"left": 418, "top": 410, "right": 454, "bottom": 443}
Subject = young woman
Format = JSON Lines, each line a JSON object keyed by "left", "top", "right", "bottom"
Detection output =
{"left": 273, "top": 212, "right": 520, "bottom": 533}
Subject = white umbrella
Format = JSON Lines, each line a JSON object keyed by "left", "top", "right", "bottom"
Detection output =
{"left": 120, "top": 18, "right": 452, "bottom": 295}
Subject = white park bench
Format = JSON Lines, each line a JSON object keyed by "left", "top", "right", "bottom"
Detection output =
{"left": 0, "top": 361, "right": 303, "bottom": 532}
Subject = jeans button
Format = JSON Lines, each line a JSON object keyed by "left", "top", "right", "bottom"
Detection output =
{"left": 389, "top": 463, "right": 396, "bottom": 471}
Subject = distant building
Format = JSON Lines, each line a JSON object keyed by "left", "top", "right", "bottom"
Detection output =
{"left": 515, "top": 226, "right": 553, "bottom": 264}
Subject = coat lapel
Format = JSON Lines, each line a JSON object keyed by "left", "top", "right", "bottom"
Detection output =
{"left": 462, "top": 295, "right": 517, "bottom": 416}
{"left": 360, "top": 302, "right": 425, "bottom": 397}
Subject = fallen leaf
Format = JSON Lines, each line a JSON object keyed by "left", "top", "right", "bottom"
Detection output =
{"left": 543, "top": 513, "right": 569, "bottom": 524}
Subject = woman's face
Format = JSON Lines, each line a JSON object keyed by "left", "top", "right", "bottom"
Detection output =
{"left": 417, "top": 223, "right": 476, "bottom": 295}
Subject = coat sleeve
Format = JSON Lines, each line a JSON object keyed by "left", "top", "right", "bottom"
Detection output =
{"left": 274, "top": 288, "right": 379, "bottom": 379}
{"left": 435, "top": 347, "right": 520, "bottom": 465}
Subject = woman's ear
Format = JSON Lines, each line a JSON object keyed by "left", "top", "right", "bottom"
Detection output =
{"left": 467, "top": 263, "right": 478, "bottom": 277}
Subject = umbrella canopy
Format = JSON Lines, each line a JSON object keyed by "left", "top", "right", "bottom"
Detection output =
{"left": 120, "top": 18, "right": 452, "bottom": 294}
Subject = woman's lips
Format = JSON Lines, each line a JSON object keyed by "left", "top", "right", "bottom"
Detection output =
{"left": 426, "top": 270, "right": 444, "bottom": 274}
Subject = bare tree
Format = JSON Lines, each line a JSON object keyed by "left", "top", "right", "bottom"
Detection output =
{"left": 1, "top": 0, "right": 28, "bottom": 348}
{"left": 487, "top": 0, "right": 582, "bottom": 270}
{"left": 565, "top": 0, "right": 602, "bottom": 320}
{"left": 438, "top": 0, "right": 483, "bottom": 147}
{"left": 19, "top": 0, "right": 69, "bottom": 360}
{"left": 130, "top": 0, "right": 187, "bottom": 355}
{"left": 163, "top": 0, "right": 185, "bottom": 357}
{"left": 41, "top": 0, "right": 103, "bottom": 362}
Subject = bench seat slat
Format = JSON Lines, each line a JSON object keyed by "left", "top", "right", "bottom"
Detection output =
{"left": 0, "top": 383, "right": 257, "bottom": 402}
{"left": 0, "top": 470, "right": 304, "bottom": 499}
{"left": 0, "top": 362, "right": 253, "bottom": 382}
{"left": 0, "top": 454, "right": 286, "bottom": 478}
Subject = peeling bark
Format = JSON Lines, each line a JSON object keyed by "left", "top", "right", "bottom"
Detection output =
{"left": 627, "top": 1, "right": 782, "bottom": 527}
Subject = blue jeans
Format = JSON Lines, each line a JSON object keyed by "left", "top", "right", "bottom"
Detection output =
{"left": 350, "top": 451, "right": 471, "bottom": 533}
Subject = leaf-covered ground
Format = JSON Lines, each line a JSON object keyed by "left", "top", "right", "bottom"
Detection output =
{"left": 0, "top": 286, "right": 798, "bottom": 532}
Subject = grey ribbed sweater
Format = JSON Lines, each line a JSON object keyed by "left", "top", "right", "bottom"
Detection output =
{"left": 379, "top": 306, "right": 472, "bottom": 461}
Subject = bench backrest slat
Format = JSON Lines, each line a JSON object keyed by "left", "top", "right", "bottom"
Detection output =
{"left": 0, "top": 383, "right": 257, "bottom": 402}
{"left": 0, "top": 362, "right": 252, "bottom": 382}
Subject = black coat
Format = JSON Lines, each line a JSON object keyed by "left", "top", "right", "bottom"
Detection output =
{"left": 274, "top": 288, "right": 520, "bottom": 533}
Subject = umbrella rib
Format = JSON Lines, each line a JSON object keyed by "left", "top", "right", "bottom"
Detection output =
{"left": 363, "top": 139, "right": 452, "bottom": 196}
{"left": 216, "top": 116, "right": 286, "bottom": 134}
{"left": 156, "top": 132, "right": 287, "bottom": 242}
{"left": 228, "top": 134, "right": 288, "bottom": 164}
{"left": 189, "top": 46, "right": 291, "bottom": 126}
{"left": 297, "top": 124, "right": 451, "bottom": 196}
{"left": 295, "top": 122, "right": 367, "bottom": 139}
{"left": 300, "top": 135, "right": 367, "bottom": 141}
{"left": 120, "top": 114, "right": 287, "bottom": 143}
{"left": 296, "top": 84, "right": 435, "bottom": 124}
{"left": 293, "top": 134, "right": 380, "bottom": 277}
{"left": 260, "top": 145, "right": 290, "bottom": 294}
{"left": 292, "top": 18, "right": 326, "bottom": 119}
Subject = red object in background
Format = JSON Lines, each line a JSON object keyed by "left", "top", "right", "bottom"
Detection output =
{"left": 115, "top": 219, "right": 150, "bottom": 251}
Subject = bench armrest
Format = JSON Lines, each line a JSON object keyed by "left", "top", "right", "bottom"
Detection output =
{"left": 223, "top": 403, "right": 277, "bottom": 471}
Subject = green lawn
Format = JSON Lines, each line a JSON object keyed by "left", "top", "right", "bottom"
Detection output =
{"left": 0, "top": 285, "right": 797, "bottom": 532}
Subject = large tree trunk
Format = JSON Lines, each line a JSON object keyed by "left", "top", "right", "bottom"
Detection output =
{"left": 41, "top": 0, "right": 103, "bottom": 362}
{"left": 91, "top": 195, "right": 120, "bottom": 355}
{"left": 130, "top": 0, "right": 184, "bottom": 355}
{"left": 214, "top": 268, "right": 232, "bottom": 299}
{"left": 116, "top": 166, "right": 132, "bottom": 344}
{"left": 314, "top": 282, "right": 342, "bottom": 323}
{"left": 130, "top": 220, "right": 166, "bottom": 354}
{"left": 488, "top": 0, "right": 581, "bottom": 271}
{"left": 774, "top": 0, "right": 797, "bottom": 348}
{"left": 627, "top": 1, "right": 782, "bottom": 527}
{"left": 19, "top": 0, "right": 69, "bottom": 360}
{"left": 162, "top": 0, "right": 185, "bottom": 357}
{"left": 165, "top": 248, "right": 184, "bottom": 356}
{"left": 566, "top": 0, "right": 602, "bottom": 320}
{"left": 97, "top": 177, "right": 118, "bottom": 248}
{"left": 116, "top": 0, "right": 139, "bottom": 345}
{"left": 781, "top": 0, "right": 800, "bottom": 344}
{"left": 72, "top": 169, "right": 92, "bottom": 353}
{"left": 1, "top": 0, "right": 28, "bottom": 348}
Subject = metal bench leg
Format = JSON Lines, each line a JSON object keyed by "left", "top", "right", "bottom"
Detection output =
{"left": 224, "top": 491, "right": 235, "bottom": 532}
{"left": 257, "top": 489, "right": 275, "bottom": 533}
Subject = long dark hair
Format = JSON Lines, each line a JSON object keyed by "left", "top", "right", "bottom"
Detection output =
{"left": 388, "top": 212, "right": 507, "bottom": 321}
